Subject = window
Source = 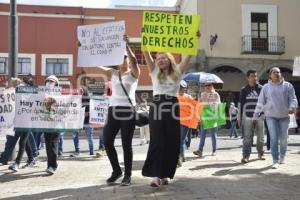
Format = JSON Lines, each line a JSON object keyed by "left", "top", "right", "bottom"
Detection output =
{"left": 0, "top": 57, "right": 8, "bottom": 74}
{"left": 0, "top": 53, "right": 35, "bottom": 75}
{"left": 46, "top": 58, "right": 69, "bottom": 75}
{"left": 251, "top": 13, "right": 268, "bottom": 51}
{"left": 41, "top": 54, "right": 73, "bottom": 76}
{"left": 18, "top": 57, "right": 32, "bottom": 74}
{"left": 130, "top": 43, "right": 156, "bottom": 65}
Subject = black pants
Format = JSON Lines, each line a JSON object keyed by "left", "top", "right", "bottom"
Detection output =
{"left": 142, "top": 95, "right": 180, "bottom": 179}
{"left": 103, "top": 106, "right": 135, "bottom": 176}
{"left": 15, "top": 132, "right": 34, "bottom": 164}
{"left": 44, "top": 133, "right": 60, "bottom": 169}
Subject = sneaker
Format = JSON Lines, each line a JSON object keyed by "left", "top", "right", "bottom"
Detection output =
{"left": 0, "top": 157, "right": 8, "bottom": 165}
{"left": 120, "top": 175, "right": 131, "bottom": 186}
{"left": 258, "top": 152, "right": 266, "bottom": 160}
{"left": 46, "top": 167, "right": 56, "bottom": 175}
{"left": 95, "top": 151, "right": 102, "bottom": 158}
{"left": 193, "top": 150, "right": 203, "bottom": 158}
{"left": 70, "top": 152, "right": 80, "bottom": 157}
{"left": 22, "top": 160, "right": 36, "bottom": 168}
{"left": 272, "top": 163, "right": 279, "bottom": 169}
{"left": 211, "top": 151, "right": 216, "bottom": 156}
{"left": 8, "top": 163, "right": 19, "bottom": 172}
{"left": 279, "top": 156, "right": 285, "bottom": 164}
{"left": 241, "top": 156, "right": 249, "bottom": 164}
{"left": 106, "top": 172, "right": 122, "bottom": 184}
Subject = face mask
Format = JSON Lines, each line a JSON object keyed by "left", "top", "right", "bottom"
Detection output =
{"left": 46, "top": 82, "right": 56, "bottom": 88}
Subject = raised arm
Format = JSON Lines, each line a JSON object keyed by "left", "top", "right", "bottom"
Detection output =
{"left": 96, "top": 66, "right": 115, "bottom": 81}
{"left": 142, "top": 51, "right": 155, "bottom": 73}
{"left": 125, "top": 35, "right": 140, "bottom": 79}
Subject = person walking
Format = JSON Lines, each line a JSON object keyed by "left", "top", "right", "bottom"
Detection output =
{"left": 193, "top": 83, "right": 220, "bottom": 158}
{"left": 253, "top": 67, "right": 298, "bottom": 169}
{"left": 229, "top": 102, "right": 239, "bottom": 138}
{"left": 238, "top": 70, "right": 265, "bottom": 164}
{"left": 98, "top": 36, "right": 140, "bottom": 186}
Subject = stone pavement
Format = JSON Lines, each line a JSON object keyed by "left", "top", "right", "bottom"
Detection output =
{"left": 0, "top": 130, "right": 300, "bottom": 200}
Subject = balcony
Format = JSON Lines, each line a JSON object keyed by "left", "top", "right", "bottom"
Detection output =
{"left": 241, "top": 35, "right": 285, "bottom": 55}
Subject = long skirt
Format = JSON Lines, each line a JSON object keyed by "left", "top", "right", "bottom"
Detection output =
{"left": 142, "top": 95, "right": 180, "bottom": 179}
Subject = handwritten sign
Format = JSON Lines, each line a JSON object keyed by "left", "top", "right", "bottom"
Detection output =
{"left": 142, "top": 11, "right": 200, "bottom": 55}
{"left": 77, "top": 21, "right": 126, "bottom": 67}
{"left": 0, "top": 88, "right": 15, "bottom": 135}
{"left": 293, "top": 56, "right": 300, "bottom": 77}
{"left": 89, "top": 96, "right": 109, "bottom": 127}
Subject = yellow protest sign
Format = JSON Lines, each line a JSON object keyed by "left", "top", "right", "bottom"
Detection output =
{"left": 142, "top": 11, "right": 200, "bottom": 55}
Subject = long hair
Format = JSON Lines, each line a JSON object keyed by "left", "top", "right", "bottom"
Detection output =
{"left": 156, "top": 52, "right": 180, "bottom": 84}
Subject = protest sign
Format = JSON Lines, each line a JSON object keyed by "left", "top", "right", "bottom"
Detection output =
{"left": 0, "top": 88, "right": 15, "bottom": 135}
{"left": 77, "top": 21, "right": 126, "bottom": 67}
{"left": 178, "top": 96, "right": 203, "bottom": 129}
{"left": 14, "top": 86, "right": 82, "bottom": 132}
{"left": 142, "top": 11, "right": 200, "bottom": 55}
{"left": 293, "top": 56, "right": 300, "bottom": 77}
{"left": 201, "top": 103, "right": 226, "bottom": 129}
{"left": 89, "top": 96, "right": 109, "bottom": 127}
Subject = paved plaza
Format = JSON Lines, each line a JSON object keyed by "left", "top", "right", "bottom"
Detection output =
{"left": 1, "top": 130, "right": 300, "bottom": 200}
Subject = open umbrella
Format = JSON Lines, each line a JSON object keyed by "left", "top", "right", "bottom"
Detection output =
{"left": 182, "top": 72, "right": 224, "bottom": 88}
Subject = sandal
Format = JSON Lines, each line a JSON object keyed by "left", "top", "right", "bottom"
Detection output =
{"left": 150, "top": 178, "right": 161, "bottom": 187}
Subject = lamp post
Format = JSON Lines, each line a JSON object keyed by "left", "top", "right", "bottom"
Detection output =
{"left": 8, "top": 0, "right": 18, "bottom": 79}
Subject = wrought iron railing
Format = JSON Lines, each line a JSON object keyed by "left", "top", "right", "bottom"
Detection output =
{"left": 241, "top": 35, "right": 285, "bottom": 55}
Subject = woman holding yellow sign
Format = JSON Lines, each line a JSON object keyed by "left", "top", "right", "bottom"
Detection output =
{"left": 141, "top": 31, "right": 200, "bottom": 187}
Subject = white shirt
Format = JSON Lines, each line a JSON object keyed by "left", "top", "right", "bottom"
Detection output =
{"left": 109, "top": 71, "right": 138, "bottom": 107}
{"left": 150, "top": 65, "right": 182, "bottom": 97}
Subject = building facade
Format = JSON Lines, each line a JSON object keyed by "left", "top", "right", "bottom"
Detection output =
{"left": 0, "top": 3, "right": 178, "bottom": 102}
{"left": 177, "top": 0, "right": 300, "bottom": 103}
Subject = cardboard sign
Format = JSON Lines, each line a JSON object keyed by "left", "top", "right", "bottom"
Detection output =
{"left": 89, "top": 96, "right": 109, "bottom": 127}
{"left": 77, "top": 21, "right": 126, "bottom": 67}
{"left": 14, "top": 86, "right": 82, "bottom": 132}
{"left": 0, "top": 88, "right": 15, "bottom": 135}
{"left": 142, "top": 11, "right": 200, "bottom": 55}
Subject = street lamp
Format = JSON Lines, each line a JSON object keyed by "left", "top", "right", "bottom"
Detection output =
{"left": 8, "top": 0, "right": 18, "bottom": 79}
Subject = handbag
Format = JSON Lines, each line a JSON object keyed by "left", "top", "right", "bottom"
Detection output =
{"left": 118, "top": 72, "right": 149, "bottom": 127}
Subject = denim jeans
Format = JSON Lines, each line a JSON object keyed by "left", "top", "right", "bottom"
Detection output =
{"left": 33, "top": 132, "right": 43, "bottom": 150}
{"left": 28, "top": 132, "right": 38, "bottom": 157}
{"left": 180, "top": 125, "right": 190, "bottom": 153}
{"left": 0, "top": 135, "right": 19, "bottom": 162}
{"left": 98, "top": 128, "right": 105, "bottom": 149}
{"left": 242, "top": 117, "right": 264, "bottom": 157}
{"left": 58, "top": 132, "right": 64, "bottom": 155}
{"left": 73, "top": 126, "right": 94, "bottom": 155}
{"left": 198, "top": 127, "right": 217, "bottom": 152}
{"left": 229, "top": 120, "right": 238, "bottom": 137}
{"left": 266, "top": 117, "right": 290, "bottom": 163}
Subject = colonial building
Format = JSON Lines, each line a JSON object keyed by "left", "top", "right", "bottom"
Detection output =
{"left": 176, "top": 0, "right": 300, "bottom": 103}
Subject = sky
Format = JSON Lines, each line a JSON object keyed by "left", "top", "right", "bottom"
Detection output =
{"left": 0, "top": 0, "right": 177, "bottom": 8}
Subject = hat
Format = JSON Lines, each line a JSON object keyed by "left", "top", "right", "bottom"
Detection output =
{"left": 269, "top": 67, "right": 280, "bottom": 74}
{"left": 45, "top": 75, "right": 59, "bottom": 86}
{"left": 180, "top": 80, "right": 187, "bottom": 88}
{"left": 230, "top": 102, "right": 235, "bottom": 106}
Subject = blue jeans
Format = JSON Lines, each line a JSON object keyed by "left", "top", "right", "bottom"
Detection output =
{"left": 28, "top": 132, "right": 38, "bottom": 157}
{"left": 198, "top": 127, "right": 217, "bottom": 152}
{"left": 0, "top": 135, "right": 19, "bottom": 162}
{"left": 229, "top": 120, "right": 238, "bottom": 137}
{"left": 180, "top": 125, "right": 190, "bottom": 154}
{"left": 73, "top": 127, "right": 94, "bottom": 155}
{"left": 33, "top": 132, "right": 43, "bottom": 150}
{"left": 266, "top": 117, "right": 290, "bottom": 163}
{"left": 58, "top": 132, "right": 64, "bottom": 155}
{"left": 98, "top": 128, "right": 105, "bottom": 149}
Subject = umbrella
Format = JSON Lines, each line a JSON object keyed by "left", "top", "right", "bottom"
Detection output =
{"left": 182, "top": 72, "right": 224, "bottom": 88}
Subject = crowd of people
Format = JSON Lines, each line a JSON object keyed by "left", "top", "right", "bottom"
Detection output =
{"left": 0, "top": 32, "right": 298, "bottom": 187}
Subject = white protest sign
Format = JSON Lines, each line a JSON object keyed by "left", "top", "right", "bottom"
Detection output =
{"left": 77, "top": 21, "right": 126, "bottom": 67}
{"left": 293, "top": 56, "right": 300, "bottom": 77}
{"left": 14, "top": 86, "right": 82, "bottom": 132}
{"left": 0, "top": 88, "right": 15, "bottom": 135}
{"left": 89, "top": 96, "right": 109, "bottom": 127}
